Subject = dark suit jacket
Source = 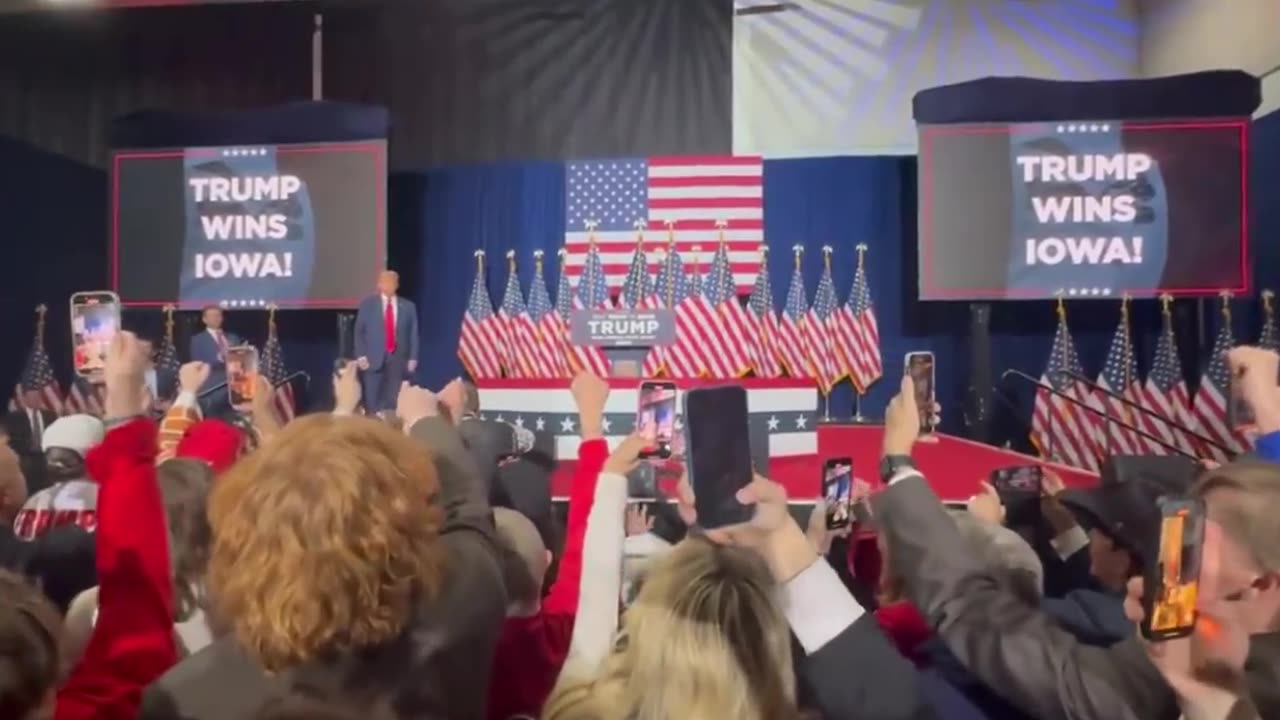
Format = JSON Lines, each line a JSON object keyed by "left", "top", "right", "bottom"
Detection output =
{"left": 798, "top": 612, "right": 936, "bottom": 720}
{"left": 871, "top": 473, "right": 1280, "bottom": 720}
{"left": 354, "top": 295, "right": 419, "bottom": 370}
{"left": 139, "top": 416, "right": 507, "bottom": 720}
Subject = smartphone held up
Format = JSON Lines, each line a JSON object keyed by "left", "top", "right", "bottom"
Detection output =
{"left": 226, "top": 345, "right": 260, "bottom": 412}
{"left": 683, "top": 384, "right": 754, "bottom": 529}
{"left": 70, "top": 291, "right": 122, "bottom": 383}
{"left": 1141, "top": 497, "right": 1206, "bottom": 641}
{"left": 904, "top": 351, "right": 936, "bottom": 433}
{"left": 637, "top": 381, "right": 677, "bottom": 459}
{"left": 822, "top": 458, "right": 853, "bottom": 529}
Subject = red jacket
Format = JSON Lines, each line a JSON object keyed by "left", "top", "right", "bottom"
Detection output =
{"left": 486, "top": 438, "right": 608, "bottom": 720}
{"left": 56, "top": 418, "right": 178, "bottom": 720}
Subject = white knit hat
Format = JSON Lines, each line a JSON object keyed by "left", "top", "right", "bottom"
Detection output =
{"left": 41, "top": 415, "right": 106, "bottom": 456}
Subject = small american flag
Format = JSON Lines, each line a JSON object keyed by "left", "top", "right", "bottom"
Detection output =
{"left": 705, "top": 235, "right": 755, "bottom": 376}
{"left": 563, "top": 157, "right": 764, "bottom": 293}
{"left": 682, "top": 246, "right": 738, "bottom": 378}
{"left": 806, "top": 250, "right": 844, "bottom": 393}
{"left": 498, "top": 255, "right": 549, "bottom": 378}
{"left": 776, "top": 251, "right": 813, "bottom": 379}
{"left": 619, "top": 235, "right": 659, "bottom": 311}
{"left": 459, "top": 251, "right": 504, "bottom": 380}
{"left": 527, "top": 250, "right": 565, "bottom": 379}
{"left": 262, "top": 320, "right": 296, "bottom": 422}
{"left": 1093, "top": 308, "right": 1145, "bottom": 456}
{"left": 155, "top": 330, "right": 182, "bottom": 400}
{"left": 9, "top": 333, "right": 64, "bottom": 415}
{"left": 747, "top": 247, "right": 783, "bottom": 378}
{"left": 643, "top": 247, "right": 681, "bottom": 376}
{"left": 65, "top": 378, "right": 103, "bottom": 417}
{"left": 1031, "top": 313, "right": 1099, "bottom": 471}
{"left": 569, "top": 242, "right": 612, "bottom": 377}
{"left": 545, "top": 250, "right": 575, "bottom": 378}
{"left": 653, "top": 245, "right": 708, "bottom": 378}
{"left": 834, "top": 248, "right": 882, "bottom": 392}
{"left": 1259, "top": 292, "right": 1278, "bottom": 352}
{"left": 1139, "top": 306, "right": 1195, "bottom": 456}
{"left": 1192, "top": 318, "right": 1243, "bottom": 461}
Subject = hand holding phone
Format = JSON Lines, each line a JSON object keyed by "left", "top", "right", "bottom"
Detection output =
{"left": 683, "top": 385, "right": 754, "bottom": 529}
{"left": 226, "top": 346, "right": 260, "bottom": 412}
{"left": 70, "top": 291, "right": 122, "bottom": 382}
{"left": 1141, "top": 497, "right": 1205, "bottom": 641}
{"left": 822, "top": 458, "right": 854, "bottom": 529}
{"left": 905, "top": 352, "right": 936, "bottom": 434}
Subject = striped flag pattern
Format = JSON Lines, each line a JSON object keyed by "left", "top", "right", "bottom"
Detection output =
{"left": 64, "top": 379, "right": 103, "bottom": 417}
{"left": 776, "top": 252, "right": 813, "bottom": 379}
{"left": 544, "top": 250, "right": 575, "bottom": 378}
{"left": 262, "top": 320, "right": 296, "bottom": 422}
{"left": 806, "top": 250, "right": 844, "bottom": 393}
{"left": 1139, "top": 306, "right": 1195, "bottom": 456}
{"left": 746, "top": 247, "right": 783, "bottom": 378}
{"left": 498, "top": 255, "right": 550, "bottom": 378}
{"left": 834, "top": 249, "right": 882, "bottom": 392}
{"left": 563, "top": 156, "right": 764, "bottom": 293}
{"left": 1192, "top": 318, "right": 1242, "bottom": 462}
{"left": 459, "top": 251, "right": 504, "bottom": 380}
{"left": 569, "top": 243, "right": 612, "bottom": 377}
{"left": 1031, "top": 313, "right": 1099, "bottom": 471}
{"left": 706, "top": 236, "right": 755, "bottom": 377}
{"left": 155, "top": 329, "right": 182, "bottom": 400}
{"left": 682, "top": 246, "right": 738, "bottom": 378}
{"left": 527, "top": 251, "right": 565, "bottom": 378}
{"left": 9, "top": 336, "right": 64, "bottom": 415}
{"left": 643, "top": 247, "right": 681, "bottom": 376}
{"left": 1092, "top": 308, "right": 1145, "bottom": 456}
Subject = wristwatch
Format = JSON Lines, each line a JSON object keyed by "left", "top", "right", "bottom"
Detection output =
{"left": 879, "top": 454, "right": 916, "bottom": 483}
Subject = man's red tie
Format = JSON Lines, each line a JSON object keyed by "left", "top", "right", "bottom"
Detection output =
{"left": 384, "top": 298, "right": 397, "bottom": 353}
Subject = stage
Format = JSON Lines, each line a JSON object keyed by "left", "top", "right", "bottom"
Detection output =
{"left": 476, "top": 378, "right": 1099, "bottom": 503}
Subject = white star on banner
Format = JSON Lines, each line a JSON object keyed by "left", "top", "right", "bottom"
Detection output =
{"left": 513, "top": 416, "right": 525, "bottom": 428}
{"left": 535, "top": 417, "right": 546, "bottom": 431}
{"left": 495, "top": 414, "right": 505, "bottom": 423}
{"left": 602, "top": 417, "right": 612, "bottom": 433}
{"left": 560, "top": 417, "right": 576, "bottom": 433}
{"left": 795, "top": 415, "right": 808, "bottom": 429}
{"left": 767, "top": 415, "right": 780, "bottom": 431}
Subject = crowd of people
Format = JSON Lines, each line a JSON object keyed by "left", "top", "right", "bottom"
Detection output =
{"left": 0, "top": 329, "right": 1276, "bottom": 720}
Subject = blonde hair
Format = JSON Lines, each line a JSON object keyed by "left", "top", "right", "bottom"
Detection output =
{"left": 207, "top": 414, "right": 445, "bottom": 672}
{"left": 544, "top": 537, "right": 799, "bottom": 720}
{"left": 1195, "top": 459, "right": 1280, "bottom": 574}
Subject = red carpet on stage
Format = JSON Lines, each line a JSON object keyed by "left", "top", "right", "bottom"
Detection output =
{"left": 476, "top": 378, "right": 1099, "bottom": 503}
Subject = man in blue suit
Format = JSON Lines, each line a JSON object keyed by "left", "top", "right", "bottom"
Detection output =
{"left": 189, "top": 305, "right": 242, "bottom": 415}
{"left": 355, "top": 270, "right": 420, "bottom": 413}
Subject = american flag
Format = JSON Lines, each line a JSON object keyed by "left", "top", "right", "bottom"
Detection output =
{"left": 1093, "top": 309, "right": 1145, "bottom": 456}
{"left": 833, "top": 248, "right": 882, "bottom": 392}
{"left": 528, "top": 250, "right": 565, "bottom": 378}
{"left": 1192, "top": 318, "right": 1243, "bottom": 461}
{"left": 497, "top": 254, "right": 550, "bottom": 378}
{"left": 805, "top": 250, "right": 844, "bottom": 393}
{"left": 569, "top": 242, "right": 612, "bottom": 377}
{"left": 1138, "top": 306, "right": 1195, "bottom": 456}
{"left": 619, "top": 236, "right": 659, "bottom": 311}
{"left": 563, "top": 157, "right": 764, "bottom": 293}
{"left": 747, "top": 247, "right": 783, "bottom": 378}
{"left": 459, "top": 251, "right": 504, "bottom": 380}
{"left": 1031, "top": 314, "right": 1099, "bottom": 471}
{"left": 776, "top": 251, "right": 813, "bottom": 379}
{"left": 262, "top": 321, "right": 296, "bottom": 422}
{"left": 9, "top": 333, "right": 64, "bottom": 415}
{"left": 65, "top": 378, "right": 103, "bottom": 417}
{"left": 643, "top": 247, "right": 681, "bottom": 376}
{"left": 706, "top": 235, "right": 755, "bottom": 376}
{"left": 155, "top": 329, "right": 182, "bottom": 400}
{"left": 677, "top": 249, "right": 728, "bottom": 377}
{"left": 650, "top": 245, "right": 708, "bottom": 378}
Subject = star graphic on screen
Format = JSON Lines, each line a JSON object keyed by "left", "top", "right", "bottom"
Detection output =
{"left": 495, "top": 414, "right": 505, "bottom": 423}
{"left": 795, "top": 415, "right": 808, "bottom": 429}
{"left": 602, "top": 417, "right": 613, "bottom": 433}
{"left": 767, "top": 415, "right": 780, "bottom": 431}
{"left": 513, "top": 416, "right": 525, "bottom": 428}
{"left": 535, "top": 417, "right": 546, "bottom": 431}
{"left": 560, "top": 417, "right": 576, "bottom": 433}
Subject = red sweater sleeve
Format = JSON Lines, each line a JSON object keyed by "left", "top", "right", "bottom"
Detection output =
{"left": 541, "top": 437, "right": 609, "bottom": 616}
{"left": 57, "top": 418, "right": 178, "bottom": 720}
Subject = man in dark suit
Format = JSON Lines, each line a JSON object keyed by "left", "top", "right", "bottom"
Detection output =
{"left": 354, "top": 270, "right": 419, "bottom": 413}
{"left": 3, "top": 387, "right": 56, "bottom": 495}
{"left": 188, "top": 306, "right": 242, "bottom": 415}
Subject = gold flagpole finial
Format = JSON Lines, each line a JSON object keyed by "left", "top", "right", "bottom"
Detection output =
{"left": 268, "top": 303, "right": 279, "bottom": 335}
{"left": 533, "top": 249, "right": 545, "bottom": 272}
{"left": 1159, "top": 293, "right": 1172, "bottom": 317}
{"left": 164, "top": 304, "right": 176, "bottom": 340}
{"left": 474, "top": 249, "right": 486, "bottom": 273}
{"left": 506, "top": 249, "right": 516, "bottom": 272}
{"left": 1120, "top": 293, "right": 1131, "bottom": 322}
{"left": 584, "top": 219, "right": 599, "bottom": 245}
{"left": 665, "top": 219, "right": 676, "bottom": 246}
{"left": 1054, "top": 292, "right": 1066, "bottom": 321}
{"left": 715, "top": 219, "right": 728, "bottom": 246}
{"left": 634, "top": 218, "right": 648, "bottom": 246}
{"left": 1219, "top": 289, "right": 1233, "bottom": 319}
{"left": 822, "top": 245, "right": 833, "bottom": 269}
{"left": 855, "top": 243, "right": 868, "bottom": 269}
{"left": 759, "top": 244, "right": 769, "bottom": 260}
{"left": 792, "top": 244, "right": 803, "bottom": 270}
{"left": 1263, "top": 289, "right": 1275, "bottom": 317}
{"left": 557, "top": 247, "right": 567, "bottom": 268}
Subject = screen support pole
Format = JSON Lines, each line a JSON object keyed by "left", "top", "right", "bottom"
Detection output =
{"left": 966, "top": 302, "right": 992, "bottom": 443}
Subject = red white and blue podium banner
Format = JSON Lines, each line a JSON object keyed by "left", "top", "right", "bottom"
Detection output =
{"left": 476, "top": 377, "right": 817, "bottom": 461}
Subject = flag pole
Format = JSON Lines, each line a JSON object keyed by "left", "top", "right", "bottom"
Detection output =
{"left": 853, "top": 244, "right": 867, "bottom": 421}
{"left": 665, "top": 220, "right": 677, "bottom": 308}
{"left": 821, "top": 245, "right": 833, "bottom": 421}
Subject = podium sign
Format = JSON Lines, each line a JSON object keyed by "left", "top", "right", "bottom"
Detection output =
{"left": 570, "top": 309, "right": 675, "bottom": 348}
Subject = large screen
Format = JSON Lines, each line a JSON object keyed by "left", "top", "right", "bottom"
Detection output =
{"left": 111, "top": 140, "right": 385, "bottom": 310}
{"left": 918, "top": 119, "right": 1247, "bottom": 301}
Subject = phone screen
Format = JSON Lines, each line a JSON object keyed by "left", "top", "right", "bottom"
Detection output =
{"left": 70, "top": 291, "right": 121, "bottom": 380}
{"left": 684, "top": 385, "right": 753, "bottom": 529}
{"left": 226, "top": 346, "right": 259, "bottom": 411}
{"left": 990, "top": 465, "right": 1043, "bottom": 494}
{"left": 1142, "top": 498, "right": 1205, "bottom": 641}
{"left": 906, "top": 352, "right": 936, "bottom": 432}
{"left": 637, "top": 381, "right": 678, "bottom": 458}
{"left": 823, "top": 458, "right": 853, "bottom": 529}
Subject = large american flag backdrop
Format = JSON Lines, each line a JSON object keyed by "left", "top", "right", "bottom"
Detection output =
{"left": 563, "top": 157, "right": 763, "bottom": 293}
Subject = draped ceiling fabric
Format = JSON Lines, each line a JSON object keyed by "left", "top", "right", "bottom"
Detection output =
{"left": 322, "top": 0, "right": 733, "bottom": 169}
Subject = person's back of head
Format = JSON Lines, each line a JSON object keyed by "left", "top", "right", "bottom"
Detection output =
{"left": 157, "top": 457, "right": 215, "bottom": 622}
{"left": 947, "top": 510, "right": 1043, "bottom": 603}
{"left": 546, "top": 536, "right": 799, "bottom": 720}
{"left": 0, "top": 569, "right": 62, "bottom": 720}
{"left": 1193, "top": 460, "right": 1280, "bottom": 629}
{"left": 493, "top": 508, "right": 548, "bottom": 616}
{"left": 208, "top": 414, "right": 445, "bottom": 672}
{"left": 23, "top": 524, "right": 96, "bottom": 614}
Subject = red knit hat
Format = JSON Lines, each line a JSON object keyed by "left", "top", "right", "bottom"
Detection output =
{"left": 175, "top": 419, "right": 242, "bottom": 473}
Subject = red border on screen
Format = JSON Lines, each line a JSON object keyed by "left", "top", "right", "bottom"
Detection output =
{"left": 918, "top": 119, "right": 1249, "bottom": 301}
{"left": 110, "top": 141, "right": 386, "bottom": 309}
